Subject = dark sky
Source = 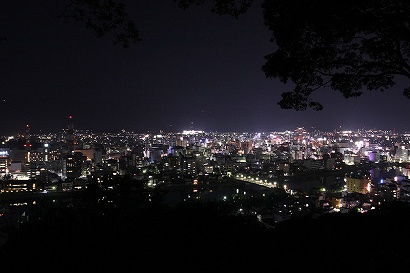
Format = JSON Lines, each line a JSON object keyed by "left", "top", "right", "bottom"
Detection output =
{"left": 1, "top": 0, "right": 409, "bottom": 135}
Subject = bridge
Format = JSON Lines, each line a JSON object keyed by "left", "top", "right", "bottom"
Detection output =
{"left": 234, "top": 173, "right": 280, "bottom": 189}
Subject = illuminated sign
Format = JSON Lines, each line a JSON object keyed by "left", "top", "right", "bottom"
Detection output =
{"left": 0, "top": 150, "right": 9, "bottom": 157}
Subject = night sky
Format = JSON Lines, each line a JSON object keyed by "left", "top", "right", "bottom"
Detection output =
{"left": 1, "top": 0, "right": 409, "bottom": 135}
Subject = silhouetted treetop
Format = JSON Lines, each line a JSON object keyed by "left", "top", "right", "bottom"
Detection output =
{"left": 263, "top": 0, "right": 410, "bottom": 111}
{"left": 5, "top": 1, "right": 410, "bottom": 109}
{"left": 175, "top": 0, "right": 253, "bottom": 18}
{"left": 61, "top": 0, "right": 141, "bottom": 48}
{"left": 176, "top": 0, "right": 410, "bottom": 111}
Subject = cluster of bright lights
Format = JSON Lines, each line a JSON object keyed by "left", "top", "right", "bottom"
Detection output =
{"left": 182, "top": 130, "right": 204, "bottom": 135}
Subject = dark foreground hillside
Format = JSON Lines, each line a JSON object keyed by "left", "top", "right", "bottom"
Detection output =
{"left": 1, "top": 197, "right": 410, "bottom": 272}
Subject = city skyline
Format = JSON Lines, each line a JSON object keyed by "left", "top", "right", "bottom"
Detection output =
{"left": 1, "top": 120, "right": 409, "bottom": 137}
{"left": 2, "top": 1, "right": 410, "bottom": 136}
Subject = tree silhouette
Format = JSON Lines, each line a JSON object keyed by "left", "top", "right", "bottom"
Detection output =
{"left": 0, "top": 1, "right": 140, "bottom": 48}
{"left": 4, "top": 1, "right": 409, "bottom": 107}
{"left": 176, "top": 0, "right": 410, "bottom": 111}
{"left": 60, "top": 0, "right": 141, "bottom": 48}
{"left": 176, "top": 0, "right": 253, "bottom": 18}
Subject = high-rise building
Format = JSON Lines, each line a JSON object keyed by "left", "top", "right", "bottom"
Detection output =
{"left": 67, "top": 115, "right": 76, "bottom": 153}
{"left": 345, "top": 172, "right": 371, "bottom": 194}
{"left": 0, "top": 148, "right": 10, "bottom": 179}
{"left": 63, "top": 152, "right": 86, "bottom": 181}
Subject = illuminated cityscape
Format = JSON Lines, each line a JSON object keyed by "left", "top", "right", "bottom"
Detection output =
{"left": 1, "top": 122, "right": 410, "bottom": 270}
{"left": 2, "top": 122, "right": 410, "bottom": 208}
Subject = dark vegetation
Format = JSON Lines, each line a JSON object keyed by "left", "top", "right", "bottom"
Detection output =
{"left": 1, "top": 185, "right": 410, "bottom": 272}
{"left": 177, "top": 0, "right": 410, "bottom": 111}
{"left": 4, "top": 1, "right": 409, "bottom": 110}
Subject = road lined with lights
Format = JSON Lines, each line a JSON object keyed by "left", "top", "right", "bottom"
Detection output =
{"left": 234, "top": 173, "right": 279, "bottom": 189}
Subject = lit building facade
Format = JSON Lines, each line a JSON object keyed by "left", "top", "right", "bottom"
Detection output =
{"left": 345, "top": 175, "right": 371, "bottom": 195}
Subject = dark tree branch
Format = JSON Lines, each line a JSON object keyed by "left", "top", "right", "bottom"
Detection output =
{"left": 261, "top": 0, "right": 410, "bottom": 110}
{"left": 175, "top": 0, "right": 253, "bottom": 18}
{"left": 61, "top": 0, "right": 141, "bottom": 48}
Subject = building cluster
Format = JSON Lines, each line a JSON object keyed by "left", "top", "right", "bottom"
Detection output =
{"left": 1, "top": 125, "right": 410, "bottom": 200}
{"left": 1, "top": 123, "right": 410, "bottom": 233}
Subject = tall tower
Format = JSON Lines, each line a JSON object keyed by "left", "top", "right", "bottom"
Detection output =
{"left": 67, "top": 115, "right": 75, "bottom": 153}
{"left": 23, "top": 124, "right": 32, "bottom": 162}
